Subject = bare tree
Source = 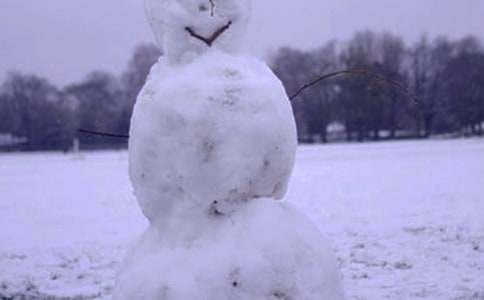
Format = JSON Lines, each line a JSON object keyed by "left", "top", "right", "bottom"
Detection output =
{"left": 66, "top": 71, "right": 123, "bottom": 146}
{"left": 409, "top": 36, "right": 453, "bottom": 137}
{"left": 2, "top": 72, "right": 68, "bottom": 150}
{"left": 445, "top": 37, "right": 484, "bottom": 136}
{"left": 339, "top": 31, "right": 381, "bottom": 141}
{"left": 378, "top": 33, "right": 407, "bottom": 139}
{"left": 304, "top": 42, "right": 340, "bottom": 143}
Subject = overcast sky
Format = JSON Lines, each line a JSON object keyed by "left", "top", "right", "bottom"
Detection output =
{"left": 1, "top": 0, "right": 483, "bottom": 86}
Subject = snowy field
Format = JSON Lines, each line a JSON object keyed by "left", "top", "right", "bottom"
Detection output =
{"left": 0, "top": 139, "right": 483, "bottom": 300}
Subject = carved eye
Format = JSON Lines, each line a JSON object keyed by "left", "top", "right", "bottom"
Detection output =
{"left": 199, "top": 4, "right": 208, "bottom": 12}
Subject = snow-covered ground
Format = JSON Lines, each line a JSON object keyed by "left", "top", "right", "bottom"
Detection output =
{"left": 0, "top": 139, "right": 483, "bottom": 299}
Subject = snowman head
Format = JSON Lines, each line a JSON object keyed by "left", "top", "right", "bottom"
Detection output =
{"left": 145, "top": 0, "right": 252, "bottom": 64}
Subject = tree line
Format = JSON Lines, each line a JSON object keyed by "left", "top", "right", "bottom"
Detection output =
{"left": 0, "top": 44, "right": 161, "bottom": 151}
{"left": 0, "top": 31, "right": 483, "bottom": 151}
{"left": 272, "top": 31, "right": 484, "bottom": 142}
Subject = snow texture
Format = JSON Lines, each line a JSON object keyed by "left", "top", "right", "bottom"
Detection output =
{"left": 125, "top": 0, "right": 342, "bottom": 294}
{"left": 1, "top": 139, "right": 484, "bottom": 299}
{"left": 125, "top": 0, "right": 342, "bottom": 297}
{"left": 114, "top": 199, "right": 343, "bottom": 300}
{"left": 129, "top": 52, "right": 297, "bottom": 223}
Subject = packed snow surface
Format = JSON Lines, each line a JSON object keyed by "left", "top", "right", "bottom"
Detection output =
{"left": 1, "top": 139, "right": 483, "bottom": 299}
{"left": 114, "top": 200, "right": 343, "bottom": 300}
{"left": 130, "top": 51, "right": 296, "bottom": 222}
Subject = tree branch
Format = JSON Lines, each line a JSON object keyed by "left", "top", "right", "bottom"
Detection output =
{"left": 77, "top": 129, "right": 129, "bottom": 139}
{"left": 289, "top": 69, "right": 418, "bottom": 105}
{"left": 185, "top": 21, "right": 232, "bottom": 47}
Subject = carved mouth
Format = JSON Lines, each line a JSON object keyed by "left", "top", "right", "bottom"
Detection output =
{"left": 185, "top": 21, "right": 232, "bottom": 47}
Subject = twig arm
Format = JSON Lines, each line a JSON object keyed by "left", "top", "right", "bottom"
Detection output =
{"left": 289, "top": 69, "right": 418, "bottom": 105}
{"left": 77, "top": 129, "right": 129, "bottom": 139}
{"left": 77, "top": 69, "right": 417, "bottom": 139}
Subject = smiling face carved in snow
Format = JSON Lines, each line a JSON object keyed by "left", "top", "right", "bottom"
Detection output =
{"left": 145, "top": 0, "right": 252, "bottom": 64}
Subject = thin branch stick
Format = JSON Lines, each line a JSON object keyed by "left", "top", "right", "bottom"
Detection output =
{"left": 185, "top": 21, "right": 232, "bottom": 47}
{"left": 289, "top": 69, "right": 418, "bottom": 105}
{"left": 209, "top": 0, "right": 215, "bottom": 16}
{"left": 77, "top": 129, "right": 129, "bottom": 139}
{"left": 78, "top": 69, "right": 418, "bottom": 139}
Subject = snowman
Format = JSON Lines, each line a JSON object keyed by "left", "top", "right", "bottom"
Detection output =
{"left": 113, "top": 0, "right": 345, "bottom": 299}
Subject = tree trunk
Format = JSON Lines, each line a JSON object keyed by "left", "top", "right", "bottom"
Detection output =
{"left": 389, "top": 127, "right": 396, "bottom": 140}
{"left": 321, "top": 128, "right": 328, "bottom": 143}
{"left": 373, "top": 129, "right": 380, "bottom": 141}
{"left": 423, "top": 114, "right": 434, "bottom": 138}
{"left": 346, "top": 128, "right": 352, "bottom": 142}
{"left": 357, "top": 129, "right": 364, "bottom": 142}
{"left": 388, "top": 99, "right": 397, "bottom": 140}
{"left": 471, "top": 123, "right": 478, "bottom": 135}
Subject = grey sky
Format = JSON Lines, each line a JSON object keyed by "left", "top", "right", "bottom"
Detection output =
{"left": 1, "top": 0, "right": 483, "bottom": 86}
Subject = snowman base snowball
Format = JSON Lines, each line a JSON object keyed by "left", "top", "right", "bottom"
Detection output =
{"left": 114, "top": 200, "right": 344, "bottom": 300}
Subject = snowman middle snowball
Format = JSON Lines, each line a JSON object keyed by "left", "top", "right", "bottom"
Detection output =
{"left": 130, "top": 0, "right": 297, "bottom": 223}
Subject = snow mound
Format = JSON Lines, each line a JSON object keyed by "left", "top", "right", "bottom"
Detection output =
{"left": 114, "top": 199, "right": 344, "bottom": 300}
